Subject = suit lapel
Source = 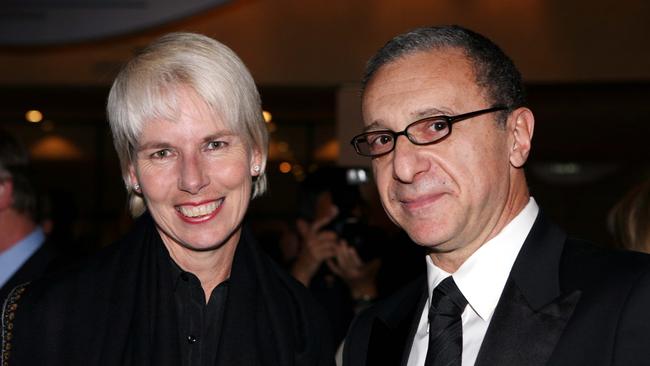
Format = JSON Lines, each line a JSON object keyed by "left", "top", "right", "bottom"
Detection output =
{"left": 475, "top": 281, "right": 580, "bottom": 366}
{"left": 475, "top": 213, "right": 581, "bottom": 366}
{"left": 399, "top": 289, "right": 428, "bottom": 366}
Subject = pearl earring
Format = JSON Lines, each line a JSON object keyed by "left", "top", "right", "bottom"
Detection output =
{"left": 253, "top": 165, "right": 260, "bottom": 173}
{"left": 133, "top": 183, "right": 140, "bottom": 192}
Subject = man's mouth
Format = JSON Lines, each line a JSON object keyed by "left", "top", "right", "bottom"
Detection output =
{"left": 398, "top": 192, "right": 445, "bottom": 211}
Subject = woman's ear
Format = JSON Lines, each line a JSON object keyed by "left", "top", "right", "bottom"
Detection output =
{"left": 507, "top": 107, "right": 535, "bottom": 168}
{"left": 127, "top": 164, "right": 140, "bottom": 191}
{"left": 250, "top": 148, "right": 264, "bottom": 176}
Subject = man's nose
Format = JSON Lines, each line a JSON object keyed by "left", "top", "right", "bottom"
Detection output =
{"left": 391, "top": 135, "right": 430, "bottom": 184}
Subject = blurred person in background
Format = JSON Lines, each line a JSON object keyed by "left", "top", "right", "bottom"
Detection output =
{"left": 608, "top": 178, "right": 650, "bottom": 253}
{"left": 290, "top": 167, "right": 385, "bottom": 343}
{"left": 290, "top": 167, "right": 424, "bottom": 345}
{"left": 1, "top": 32, "right": 333, "bottom": 366}
{"left": 0, "top": 129, "right": 59, "bottom": 302}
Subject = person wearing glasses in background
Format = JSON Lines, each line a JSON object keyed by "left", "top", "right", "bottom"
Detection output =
{"left": 0, "top": 130, "right": 57, "bottom": 303}
{"left": 343, "top": 25, "right": 650, "bottom": 366}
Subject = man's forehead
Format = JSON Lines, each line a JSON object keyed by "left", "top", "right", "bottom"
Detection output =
{"left": 369, "top": 47, "right": 471, "bottom": 82}
{"left": 361, "top": 49, "right": 483, "bottom": 126}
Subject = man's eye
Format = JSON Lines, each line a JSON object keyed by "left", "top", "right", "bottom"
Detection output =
{"left": 426, "top": 120, "right": 449, "bottom": 132}
{"left": 433, "top": 121, "right": 448, "bottom": 131}
{"left": 369, "top": 134, "right": 393, "bottom": 146}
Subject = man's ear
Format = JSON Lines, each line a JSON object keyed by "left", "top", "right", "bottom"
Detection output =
{"left": 507, "top": 107, "right": 535, "bottom": 168}
{"left": 0, "top": 179, "right": 14, "bottom": 210}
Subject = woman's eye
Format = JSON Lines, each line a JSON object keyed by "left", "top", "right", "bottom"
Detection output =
{"left": 151, "top": 149, "right": 171, "bottom": 159}
{"left": 206, "top": 141, "right": 227, "bottom": 150}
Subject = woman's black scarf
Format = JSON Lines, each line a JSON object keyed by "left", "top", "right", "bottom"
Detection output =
{"left": 2, "top": 214, "right": 332, "bottom": 365}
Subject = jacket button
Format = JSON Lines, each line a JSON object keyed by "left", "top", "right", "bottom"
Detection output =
{"left": 187, "top": 335, "right": 198, "bottom": 344}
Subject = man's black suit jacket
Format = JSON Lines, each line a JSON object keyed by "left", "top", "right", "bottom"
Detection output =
{"left": 0, "top": 239, "right": 57, "bottom": 303}
{"left": 343, "top": 213, "right": 650, "bottom": 366}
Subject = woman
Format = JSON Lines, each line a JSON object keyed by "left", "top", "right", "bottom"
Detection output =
{"left": 608, "top": 178, "right": 650, "bottom": 252}
{"left": 1, "top": 32, "right": 333, "bottom": 366}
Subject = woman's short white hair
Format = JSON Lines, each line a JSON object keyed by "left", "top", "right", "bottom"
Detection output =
{"left": 107, "top": 32, "right": 268, "bottom": 217}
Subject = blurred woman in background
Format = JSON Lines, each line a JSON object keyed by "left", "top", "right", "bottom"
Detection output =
{"left": 609, "top": 178, "right": 650, "bottom": 253}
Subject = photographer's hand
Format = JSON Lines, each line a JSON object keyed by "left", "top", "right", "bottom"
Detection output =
{"left": 291, "top": 207, "right": 339, "bottom": 286}
{"left": 327, "top": 241, "right": 380, "bottom": 305}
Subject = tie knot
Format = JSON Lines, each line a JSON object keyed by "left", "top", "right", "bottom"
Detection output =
{"left": 429, "top": 276, "right": 468, "bottom": 319}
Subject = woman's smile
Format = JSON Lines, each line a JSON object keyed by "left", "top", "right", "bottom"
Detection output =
{"left": 175, "top": 198, "right": 224, "bottom": 222}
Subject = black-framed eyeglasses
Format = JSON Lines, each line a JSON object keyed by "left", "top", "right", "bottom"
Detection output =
{"left": 350, "top": 106, "right": 509, "bottom": 157}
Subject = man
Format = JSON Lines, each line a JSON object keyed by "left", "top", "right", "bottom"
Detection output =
{"left": 0, "top": 129, "right": 55, "bottom": 302}
{"left": 344, "top": 25, "right": 650, "bottom": 366}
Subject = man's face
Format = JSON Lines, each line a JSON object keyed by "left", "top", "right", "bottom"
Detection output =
{"left": 362, "top": 48, "right": 516, "bottom": 256}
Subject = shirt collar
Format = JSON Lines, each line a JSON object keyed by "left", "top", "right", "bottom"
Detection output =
{"left": 168, "top": 256, "right": 231, "bottom": 295}
{"left": 426, "top": 197, "right": 539, "bottom": 321}
{"left": 0, "top": 227, "right": 45, "bottom": 288}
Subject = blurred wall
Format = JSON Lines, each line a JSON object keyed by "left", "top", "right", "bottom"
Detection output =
{"left": 0, "top": 0, "right": 648, "bottom": 248}
{"left": 0, "top": 0, "right": 649, "bottom": 86}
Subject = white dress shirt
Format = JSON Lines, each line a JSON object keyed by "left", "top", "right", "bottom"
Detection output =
{"left": 407, "top": 197, "right": 539, "bottom": 366}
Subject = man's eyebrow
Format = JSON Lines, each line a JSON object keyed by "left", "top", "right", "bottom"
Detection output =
{"left": 362, "top": 107, "right": 452, "bottom": 132}
{"left": 412, "top": 107, "right": 450, "bottom": 119}
{"left": 363, "top": 121, "right": 389, "bottom": 132}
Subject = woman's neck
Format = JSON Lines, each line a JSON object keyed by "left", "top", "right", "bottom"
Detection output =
{"left": 162, "top": 230, "right": 240, "bottom": 302}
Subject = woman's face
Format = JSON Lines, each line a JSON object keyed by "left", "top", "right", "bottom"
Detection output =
{"left": 129, "top": 88, "right": 261, "bottom": 252}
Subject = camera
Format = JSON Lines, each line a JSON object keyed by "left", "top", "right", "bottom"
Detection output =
{"left": 321, "top": 214, "right": 378, "bottom": 262}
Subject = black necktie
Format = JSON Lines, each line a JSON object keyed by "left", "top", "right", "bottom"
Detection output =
{"left": 424, "top": 276, "right": 468, "bottom": 366}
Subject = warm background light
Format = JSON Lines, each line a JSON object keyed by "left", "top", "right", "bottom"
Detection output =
{"left": 30, "top": 135, "right": 83, "bottom": 160}
{"left": 25, "top": 110, "right": 43, "bottom": 123}
{"left": 279, "top": 161, "right": 292, "bottom": 173}
{"left": 262, "top": 110, "right": 272, "bottom": 123}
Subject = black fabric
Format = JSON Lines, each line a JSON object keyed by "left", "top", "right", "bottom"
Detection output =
{"left": 171, "top": 261, "right": 229, "bottom": 366}
{"left": 474, "top": 281, "right": 580, "bottom": 366}
{"left": 0, "top": 238, "right": 57, "bottom": 303}
{"left": 424, "top": 276, "right": 467, "bottom": 366}
{"left": 343, "top": 212, "right": 650, "bottom": 366}
{"left": 2, "top": 214, "right": 335, "bottom": 366}
{"left": 344, "top": 277, "right": 426, "bottom": 366}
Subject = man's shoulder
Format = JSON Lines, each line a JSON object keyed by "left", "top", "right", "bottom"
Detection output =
{"left": 6, "top": 231, "right": 136, "bottom": 319}
{"left": 552, "top": 238, "right": 650, "bottom": 362}
{"left": 557, "top": 237, "right": 650, "bottom": 318}
{"left": 521, "top": 212, "right": 650, "bottom": 290}
{"left": 561, "top": 237, "right": 650, "bottom": 284}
